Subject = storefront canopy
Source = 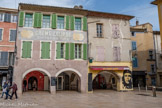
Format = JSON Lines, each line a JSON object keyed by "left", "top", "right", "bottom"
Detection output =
{"left": 89, "top": 66, "right": 129, "bottom": 71}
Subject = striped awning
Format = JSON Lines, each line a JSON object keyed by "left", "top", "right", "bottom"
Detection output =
{"left": 89, "top": 66, "right": 129, "bottom": 71}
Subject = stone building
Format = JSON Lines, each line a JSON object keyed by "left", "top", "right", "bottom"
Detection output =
{"left": 0, "top": 7, "right": 17, "bottom": 87}
{"left": 14, "top": 4, "right": 88, "bottom": 94}
{"left": 87, "top": 11, "right": 134, "bottom": 92}
{"left": 131, "top": 23, "right": 156, "bottom": 87}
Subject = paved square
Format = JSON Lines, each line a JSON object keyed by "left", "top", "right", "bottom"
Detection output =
{"left": 0, "top": 90, "right": 162, "bottom": 108}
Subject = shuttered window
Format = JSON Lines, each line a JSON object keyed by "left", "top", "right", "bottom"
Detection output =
{"left": 22, "top": 41, "right": 32, "bottom": 58}
{"left": 132, "top": 41, "right": 137, "bottom": 50}
{"left": 0, "top": 13, "right": 4, "bottom": 21}
{"left": 75, "top": 17, "right": 81, "bottom": 30}
{"left": 0, "top": 52, "right": 8, "bottom": 66}
{"left": 133, "top": 57, "right": 138, "bottom": 67}
{"left": 0, "top": 29, "right": 2, "bottom": 41}
{"left": 57, "top": 16, "right": 64, "bottom": 29}
{"left": 9, "top": 30, "right": 16, "bottom": 41}
{"left": 4, "top": 13, "right": 11, "bottom": 22}
{"left": 113, "top": 46, "right": 121, "bottom": 61}
{"left": 19, "top": 11, "right": 24, "bottom": 27}
{"left": 34, "top": 13, "right": 42, "bottom": 28}
{"left": 75, "top": 44, "right": 82, "bottom": 59}
{"left": 12, "top": 14, "right": 18, "bottom": 23}
{"left": 52, "top": 14, "right": 57, "bottom": 29}
{"left": 42, "top": 15, "right": 50, "bottom": 28}
{"left": 24, "top": 13, "right": 33, "bottom": 27}
{"left": 66, "top": 16, "right": 70, "bottom": 30}
{"left": 83, "top": 17, "right": 87, "bottom": 31}
{"left": 41, "top": 42, "right": 50, "bottom": 59}
{"left": 70, "top": 16, "right": 74, "bottom": 30}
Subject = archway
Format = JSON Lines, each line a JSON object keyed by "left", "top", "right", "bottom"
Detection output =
{"left": 93, "top": 71, "right": 120, "bottom": 91}
{"left": 56, "top": 70, "right": 81, "bottom": 92}
{"left": 22, "top": 70, "right": 50, "bottom": 92}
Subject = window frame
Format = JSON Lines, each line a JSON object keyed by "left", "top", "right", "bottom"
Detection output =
{"left": 57, "top": 16, "right": 65, "bottom": 29}
{"left": 21, "top": 40, "right": 33, "bottom": 59}
{"left": 133, "top": 57, "right": 138, "bottom": 68}
{"left": 40, "top": 41, "right": 52, "bottom": 60}
{"left": 74, "top": 43, "right": 83, "bottom": 59}
{"left": 42, "top": 14, "right": 51, "bottom": 28}
{"left": 0, "top": 28, "right": 4, "bottom": 41}
{"left": 9, "top": 29, "right": 17, "bottom": 42}
{"left": 74, "top": 17, "right": 82, "bottom": 31}
{"left": 0, "top": 13, "right": 4, "bottom": 22}
{"left": 11, "top": 14, "right": 18, "bottom": 23}
{"left": 132, "top": 41, "right": 137, "bottom": 50}
{"left": 24, "top": 13, "right": 33, "bottom": 27}
{"left": 96, "top": 23, "right": 103, "bottom": 38}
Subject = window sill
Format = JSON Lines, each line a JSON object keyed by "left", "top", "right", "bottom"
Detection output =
{"left": 93, "top": 37, "right": 104, "bottom": 38}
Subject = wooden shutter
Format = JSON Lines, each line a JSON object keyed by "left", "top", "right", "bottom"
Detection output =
{"left": 52, "top": 14, "right": 57, "bottom": 29}
{"left": 66, "top": 16, "right": 70, "bottom": 30}
{"left": 34, "top": 13, "right": 38, "bottom": 28}
{"left": 19, "top": 12, "right": 24, "bottom": 27}
{"left": 41, "top": 42, "right": 45, "bottom": 59}
{"left": 45, "top": 42, "right": 50, "bottom": 59}
{"left": 83, "top": 44, "right": 87, "bottom": 60}
{"left": 70, "top": 43, "right": 74, "bottom": 59}
{"left": 27, "top": 42, "right": 32, "bottom": 58}
{"left": 56, "top": 42, "right": 61, "bottom": 59}
{"left": 0, "top": 29, "right": 2, "bottom": 40}
{"left": 4, "top": 13, "right": 11, "bottom": 22}
{"left": 65, "top": 43, "right": 69, "bottom": 60}
{"left": 37, "top": 13, "right": 42, "bottom": 28}
{"left": 22, "top": 41, "right": 27, "bottom": 58}
{"left": 10, "top": 30, "right": 16, "bottom": 41}
{"left": 83, "top": 17, "right": 87, "bottom": 31}
{"left": 70, "top": 16, "right": 74, "bottom": 30}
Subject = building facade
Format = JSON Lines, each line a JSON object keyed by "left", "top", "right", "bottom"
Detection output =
{"left": 0, "top": 7, "right": 17, "bottom": 87}
{"left": 131, "top": 23, "right": 156, "bottom": 87}
{"left": 87, "top": 11, "right": 134, "bottom": 92}
{"left": 14, "top": 4, "right": 88, "bottom": 94}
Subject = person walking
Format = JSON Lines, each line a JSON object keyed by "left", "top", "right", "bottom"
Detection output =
{"left": 1, "top": 82, "right": 7, "bottom": 98}
{"left": 23, "top": 80, "right": 27, "bottom": 92}
{"left": 5, "top": 82, "right": 11, "bottom": 100}
{"left": 10, "top": 82, "right": 18, "bottom": 100}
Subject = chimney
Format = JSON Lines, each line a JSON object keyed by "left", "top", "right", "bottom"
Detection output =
{"left": 136, "top": 20, "right": 139, "bottom": 26}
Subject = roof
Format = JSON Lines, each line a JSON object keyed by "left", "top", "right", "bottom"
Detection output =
{"left": 0, "top": 7, "right": 18, "bottom": 13}
{"left": 151, "top": 0, "right": 158, "bottom": 5}
{"left": 153, "top": 31, "right": 160, "bottom": 35}
{"left": 19, "top": 3, "right": 134, "bottom": 20}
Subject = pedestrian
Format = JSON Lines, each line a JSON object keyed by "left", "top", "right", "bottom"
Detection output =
{"left": 10, "top": 82, "right": 18, "bottom": 100}
{"left": 1, "top": 82, "right": 7, "bottom": 98}
{"left": 5, "top": 82, "right": 11, "bottom": 100}
{"left": 32, "top": 80, "right": 37, "bottom": 91}
{"left": 23, "top": 80, "right": 27, "bottom": 92}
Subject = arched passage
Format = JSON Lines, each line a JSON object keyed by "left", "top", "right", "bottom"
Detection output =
{"left": 93, "top": 71, "right": 120, "bottom": 91}
{"left": 22, "top": 68, "right": 51, "bottom": 92}
{"left": 55, "top": 68, "right": 81, "bottom": 92}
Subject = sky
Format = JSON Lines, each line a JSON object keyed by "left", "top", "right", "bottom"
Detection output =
{"left": 0, "top": 0, "right": 159, "bottom": 30}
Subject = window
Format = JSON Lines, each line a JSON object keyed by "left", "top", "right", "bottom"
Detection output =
{"left": 112, "top": 24, "right": 120, "bottom": 38}
{"left": 97, "top": 24, "right": 103, "bottom": 37}
{"left": 0, "top": 13, "right": 4, "bottom": 21}
{"left": 151, "top": 64, "right": 155, "bottom": 73}
{"left": 24, "top": 13, "right": 33, "bottom": 27}
{"left": 133, "top": 57, "right": 138, "bottom": 67}
{"left": 149, "top": 50, "right": 153, "bottom": 59}
{"left": 41, "top": 42, "right": 50, "bottom": 59}
{"left": 113, "top": 46, "right": 121, "bottom": 61}
{"left": 57, "top": 16, "right": 64, "bottom": 29}
{"left": 11, "top": 14, "right": 18, "bottom": 23}
{"left": 75, "top": 17, "right": 81, "bottom": 30}
{"left": 22, "top": 41, "right": 32, "bottom": 58}
{"left": 131, "top": 32, "right": 136, "bottom": 36}
{"left": 75, "top": 44, "right": 82, "bottom": 59}
{"left": 0, "top": 29, "right": 3, "bottom": 41}
{"left": 9, "top": 30, "right": 16, "bottom": 41}
{"left": 132, "top": 41, "right": 137, "bottom": 50}
{"left": 42, "top": 15, "right": 50, "bottom": 28}
{"left": 4, "top": 13, "right": 11, "bottom": 22}
{"left": 151, "top": 78, "right": 156, "bottom": 86}
{"left": 60, "top": 43, "right": 65, "bottom": 58}
{"left": 0, "top": 52, "right": 8, "bottom": 66}
{"left": 9, "top": 52, "right": 14, "bottom": 66}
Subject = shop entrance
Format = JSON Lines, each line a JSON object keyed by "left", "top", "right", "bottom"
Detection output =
{"left": 28, "top": 76, "right": 38, "bottom": 90}
{"left": 93, "top": 71, "right": 119, "bottom": 91}
{"left": 56, "top": 71, "right": 81, "bottom": 92}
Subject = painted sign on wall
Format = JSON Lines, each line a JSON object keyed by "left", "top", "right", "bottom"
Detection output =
{"left": 122, "top": 70, "right": 132, "bottom": 89}
{"left": 18, "top": 28, "right": 87, "bottom": 42}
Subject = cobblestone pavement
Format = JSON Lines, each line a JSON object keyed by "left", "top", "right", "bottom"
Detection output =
{"left": 0, "top": 90, "right": 162, "bottom": 108}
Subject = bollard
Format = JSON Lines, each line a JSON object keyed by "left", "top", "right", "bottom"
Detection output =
{"left": 152, "top": 86, "right": 156, "bottom": 97}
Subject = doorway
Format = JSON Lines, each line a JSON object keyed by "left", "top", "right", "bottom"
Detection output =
{"left": 28, "top": 76, "right": 38, "bottom": 90}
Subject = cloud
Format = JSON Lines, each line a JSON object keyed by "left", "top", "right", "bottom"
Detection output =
{"left": 120, "top": 3, "right": 159, "bottom": 30}
{"left": 0, "top": 0, "right": 94, "bottom": 9}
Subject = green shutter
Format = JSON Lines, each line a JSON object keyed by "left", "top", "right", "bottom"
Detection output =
{"left": 70, "top": 16, "right": 74, "bottom": 30}
{"left": 34, "top": 13, "right": 38, "bottom": 28}
{"left": 27, "top": 42, "right": 32, "bottom": 58}
{"left": 37, "top": 13, "right": 42, "bottom": 28}
{"left": 83, "top": 17, "right": 87, "bottom": 31}
{"left": 45, "top": 42, "right": 50, "bottom": 59}
{"left": 65, "top": 43, "right": 69, "bottom": 60}
{"left": 56, "top": 43, "right": 61, "bottom": 59}
{"left": 83, "top": 44, "right": 87, "bottom": 60}
{"left": 22, "top": 41, "right": 27, "bottom": 58}
{"left": 41, "top": 42, "right": 45, "bottom": 59}
{"left": 52, "top": 14, "right": 57, "bottom": 29}
{"left": 66, "top": 16, "right": 70, "bottom": 30}
{"left": 70, "top": 43, "right": 74, "bottom": 59}
{"left": 19, "top": 11, "right": 24, "bottom": 27}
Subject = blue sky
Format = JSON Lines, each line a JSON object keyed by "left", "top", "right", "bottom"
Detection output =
{"left": 0, "top": 0, "right": 159, "bottom": 30}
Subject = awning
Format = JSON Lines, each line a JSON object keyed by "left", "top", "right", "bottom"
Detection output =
{"left": 89, "top": 66, "right": 129, "bottom": 71}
